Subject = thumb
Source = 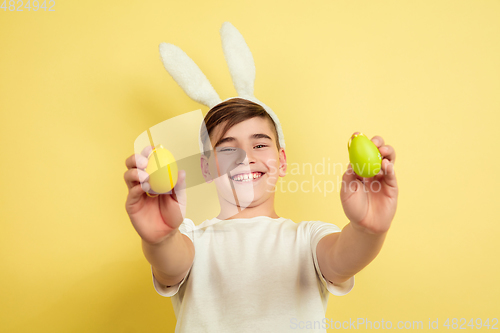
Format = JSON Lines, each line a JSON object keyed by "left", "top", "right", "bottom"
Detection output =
{"left": 170, "top": 169, "right": 187, "bottom": 206}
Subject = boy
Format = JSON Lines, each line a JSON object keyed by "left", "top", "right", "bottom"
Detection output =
{"left": 124, "top": 99, "right": 398, "bottom": 333}
{"left": 123, "top": 22, "right": 398, "bottom": 332}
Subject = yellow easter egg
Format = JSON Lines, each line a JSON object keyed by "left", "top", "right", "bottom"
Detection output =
{"left": 145, "top": 144, "right": 178, "bottom": 193}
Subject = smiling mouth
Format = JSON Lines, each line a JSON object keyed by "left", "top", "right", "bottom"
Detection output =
{"left": 230, "top": 172, "right": 264, "bottom": 182}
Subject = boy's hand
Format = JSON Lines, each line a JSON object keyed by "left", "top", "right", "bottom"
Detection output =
{"left": 124, "top": 145, "right": 187, "bottom": 245}
{"left": 340, "top": 134, "right": 398, "bottom": 234}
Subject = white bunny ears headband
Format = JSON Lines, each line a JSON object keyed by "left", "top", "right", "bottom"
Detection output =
{"left": 158, "top": 22, "right": 285, "bottom": 154}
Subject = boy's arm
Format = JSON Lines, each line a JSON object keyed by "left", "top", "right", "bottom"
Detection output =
{"left": 142, "top": 229, "right": 195, "bottom": 287}
{"left": 317, "top": 134, "right": 396, "bottom": 285}
{"left": 316, "top": 222, "right": 387, "bottom": 285}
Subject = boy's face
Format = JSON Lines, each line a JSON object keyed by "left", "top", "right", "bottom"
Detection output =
{"left": 201, "top": 117, "right": 287, "bottom": 210}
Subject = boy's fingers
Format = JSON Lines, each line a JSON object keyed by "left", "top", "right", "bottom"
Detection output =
{"left": 382, "top": 159, "right": 398, "bottom": 189}
{"left": 127, "top": 183, "right": 158, "bottom": 206}
{"left": 124, "top": 168, "right": 150, "bottom": 190}
{"left": 141, "top": 145, "right": 154, "bottom": 158}
{"left": 125, "top": 145, "right": 154, "bottom": 170}
{"left": 371, "top": 135, "right": 385, "bottom": 148}
{"left": 378, "top": 145, "right": 396, "bottom": 165}
{"left": 126, "top": 153, "right": 149, "bottom": 170}
{"left": 127, "top": 183, "right": 147, "bottom": 205}
{"left": 136, "top": 168, "right": 150, "bottom": 183}
{"left": 125, "top": 154, "right": 136, "bottom": 170}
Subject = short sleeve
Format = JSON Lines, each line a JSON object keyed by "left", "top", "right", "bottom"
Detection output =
{"left": 309, "top": 221, "right": 355, "bottom": 296}
{"left": 151, "top": 218, "right": 196, "bottom": 297}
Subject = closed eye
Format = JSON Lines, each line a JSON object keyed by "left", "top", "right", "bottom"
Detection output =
{"left": 219, "top": 148, "right": 237, "bottom": 152}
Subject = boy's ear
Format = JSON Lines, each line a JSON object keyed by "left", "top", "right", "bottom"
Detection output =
{"left": 279, "top": 148, "right": 287, "bottom": 175}
{"left": 200, "top": 154, "right": 214, "bottom": 183}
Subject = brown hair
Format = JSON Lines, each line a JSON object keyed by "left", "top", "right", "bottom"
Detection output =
{"left": 201, "top": 98, "right": 281, "bottom": 157}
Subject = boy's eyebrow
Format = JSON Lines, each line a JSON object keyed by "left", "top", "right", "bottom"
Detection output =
{"left": 215, "top": 133, "right": 272, "bottom": 147}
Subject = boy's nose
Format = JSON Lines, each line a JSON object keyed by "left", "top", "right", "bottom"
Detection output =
{"left": 238, "top": 150, "right": 255, "bottom": 165}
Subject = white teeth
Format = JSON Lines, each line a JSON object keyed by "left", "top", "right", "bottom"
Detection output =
{"left": 232, "top": 172, "right": 263, "bottom": 182}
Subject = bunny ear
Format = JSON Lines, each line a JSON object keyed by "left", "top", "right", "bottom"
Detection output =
{"left": 220, "top": 22, "right": 256, "bottom": 98}
{"left": 159, "top": 43, "right": 222, "bottom": 108}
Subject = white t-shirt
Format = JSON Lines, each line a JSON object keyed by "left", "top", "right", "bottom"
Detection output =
{"left": 150, "top": 216, "right": 355, "bottom": 332}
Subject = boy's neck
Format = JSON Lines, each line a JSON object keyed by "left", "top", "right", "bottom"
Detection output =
{"left": 216, "top": 197, "right": 279, "bottom": 220}
{"left": 217, "top": 210, "right": 280, "bottom": 220}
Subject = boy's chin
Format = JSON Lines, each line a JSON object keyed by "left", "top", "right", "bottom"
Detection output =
{"left": 214, "top": 176, "right": 276, "bottom": 205}
{"left": 223, "top": 189, "right": 257, "bottom": 204}
{"left": 217, "top": 187, "right": 258, "bottom": 206}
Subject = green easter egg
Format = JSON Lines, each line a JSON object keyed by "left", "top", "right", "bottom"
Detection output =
{"left": 348, "top": 133, "right": 382, "bottom": 178}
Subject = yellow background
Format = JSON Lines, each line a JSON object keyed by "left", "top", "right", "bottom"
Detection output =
{"left": 1, "top": 0, "right": 499, "bottom": 332}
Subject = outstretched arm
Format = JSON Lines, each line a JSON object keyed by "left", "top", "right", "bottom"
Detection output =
{"left": 317, "top": 134, "right": 398, "bottom": 284}
{"left": 317, "top": 224, "right": 387, "bottom": 284}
